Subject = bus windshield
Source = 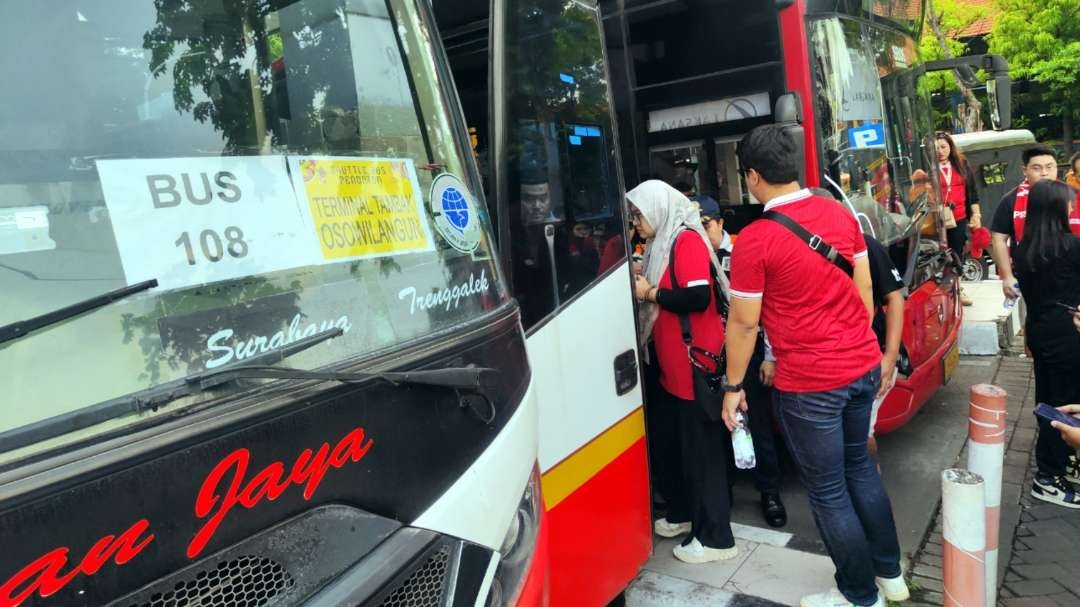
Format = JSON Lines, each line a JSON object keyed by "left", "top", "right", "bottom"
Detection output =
{"left": 810, "top": 16, "right": 936, "bottom": 246}
{"left": 0, "top": 0, "right": 507, "bottom": 459}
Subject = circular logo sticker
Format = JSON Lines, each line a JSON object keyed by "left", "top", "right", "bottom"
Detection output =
{"left": 430, "top": 174, "right": 481, "bottom": 252}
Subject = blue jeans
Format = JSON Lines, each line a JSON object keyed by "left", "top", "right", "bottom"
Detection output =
{"left": 774, "top": 368, "right": 901, "bottom": 606}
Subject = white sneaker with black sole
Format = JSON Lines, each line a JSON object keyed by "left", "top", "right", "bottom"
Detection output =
{"left": 1031, "top": 474, "right": 1080, "bottom": 508}
{"left": 671, "top": 537, "right": 738, "bottom": 564}
{"left": 653, "top": 518, "right": 691, "bottom": 538}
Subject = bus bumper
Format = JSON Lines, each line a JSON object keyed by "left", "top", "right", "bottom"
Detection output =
{"left": 874, "top": 305, "right": 963, "bottom": 435}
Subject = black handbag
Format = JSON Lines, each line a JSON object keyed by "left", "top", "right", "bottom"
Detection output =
{"left": 688, "top": 345, "right": 726, "bottom": 422}
{"left": 669, "top": 232, "right": 728, "bottom": 422}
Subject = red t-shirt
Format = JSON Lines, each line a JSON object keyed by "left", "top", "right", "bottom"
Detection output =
{"left": 939, "top": 162, "right": 967, "bottom": 221}
{"left": 654, "top": 231, "right": 725, "bottom": 401}
{"left": 729, "top": 189, "right": 881, "bottom": 393}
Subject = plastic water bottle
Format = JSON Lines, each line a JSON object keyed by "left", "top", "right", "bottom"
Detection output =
{"left": 732, "top": 411, "right": 757, "bottom": 469}
{"left": 1004, "top": 283, "right": 1020, "bottom": 310}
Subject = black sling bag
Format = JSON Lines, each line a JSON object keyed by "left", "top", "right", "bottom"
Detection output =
{"left": 668, "top": 232, "right": 728, "bottom": 422}
{"left": 761, "top": 211, "right": 914, "bottom": 375}
{"left": 761, "top": 210, "right": 854, "bottom": 278}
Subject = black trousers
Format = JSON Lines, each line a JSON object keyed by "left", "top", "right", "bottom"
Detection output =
{"left": 645, "top": 351, "right": 781, "bottom": 508}
{"left": 1033, "top": 356, "right": 1079, "bottom": 477}
{"left": 946, "top": 218, "right": 969, "bottom": 261}
{"left": 670, "top": 388, "right": 736, "bottom": 549}
{"left": 643, "top": 350, "right": 682, "bottom": 511}
{"left": 742, "top": 353, "right": 782, "bottom": 495}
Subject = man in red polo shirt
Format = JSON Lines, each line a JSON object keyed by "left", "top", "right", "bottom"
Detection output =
{"left": 720, "top": 126, "right": 905, "bottom": 607}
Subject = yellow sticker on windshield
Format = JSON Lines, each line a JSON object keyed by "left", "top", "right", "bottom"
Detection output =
{"left": 296, "top": 158, "right": 434, "bottom": 260}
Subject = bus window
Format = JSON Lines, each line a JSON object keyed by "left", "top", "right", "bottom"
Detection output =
{"left": 0, "top": 0, "right": 507, "bottom": 462}
{"left": 810, "top": 16, "right": 935, "bottom": 247}
{"left": 505, "top": 0, "right": 626, "bottom": 330}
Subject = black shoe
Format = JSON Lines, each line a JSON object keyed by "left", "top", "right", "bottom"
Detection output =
{"left": 761, "top": 493, "right": 787, "bottom": 528}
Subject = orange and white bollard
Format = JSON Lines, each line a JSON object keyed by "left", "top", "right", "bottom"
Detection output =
{"left": 942, "top": 469, "right": 987, "bottom": 607}
{"left": 966, "top": 384, "right": 1007, "bottom": 605}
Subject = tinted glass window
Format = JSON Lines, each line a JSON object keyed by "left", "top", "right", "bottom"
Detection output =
{"left": 505, "top": 0, "right": 626, "bottom": 329}
{"left": 806, "top": 0, "right": 923, "bottom": 37}
{"left": 627, "top": 0, "right": 780, "bottom": 88}
{"left": 0, "top": 0, "right": 506, "bottom": 459}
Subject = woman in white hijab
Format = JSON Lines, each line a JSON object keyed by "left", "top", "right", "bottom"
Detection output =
{"left": 627, "top": 180, "right": 737, "bottom": 564}
{"left": 630, "top": 181, "right": 729, "bottom": 339}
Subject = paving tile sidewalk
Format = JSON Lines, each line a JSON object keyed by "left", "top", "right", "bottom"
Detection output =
{"left": 907, "top": 356, "right": 1080, "bottom": 606}
{"left": 998, "top": 423, "right": 1080, "bottom": 603}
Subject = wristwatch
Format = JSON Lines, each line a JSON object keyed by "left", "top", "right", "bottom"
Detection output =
{"left": 720, "top": 375, "right": 743, "bottom": 393}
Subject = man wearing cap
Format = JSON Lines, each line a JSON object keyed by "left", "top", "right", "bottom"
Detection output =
{"left": 697, "top": 196, "right": 787, "bottom": 528}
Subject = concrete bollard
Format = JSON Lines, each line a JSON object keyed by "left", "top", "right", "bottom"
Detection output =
{"left": 966, "top": 384, "right": 1007, "bottom": 605}
{"left": 943, "top": 469, "right": 986, "bottom": 607}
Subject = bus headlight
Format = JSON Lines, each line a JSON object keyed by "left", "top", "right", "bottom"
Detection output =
{"left": 487, "top": 465, "right": 542, "bottom": 606}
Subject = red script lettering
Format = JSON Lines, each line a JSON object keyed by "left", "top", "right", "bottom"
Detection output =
{"left": 187, "top": 426, "right": 373, "bottom": 558}
{"left": 0, "top": 520, "right": 154, "bottom": 607}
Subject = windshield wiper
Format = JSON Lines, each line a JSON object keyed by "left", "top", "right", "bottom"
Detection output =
{"left": 0, "top": 279, "right": 158, "bottom": 346}
{"left": 0, "top": 326, "right": 497, "bottom": 455}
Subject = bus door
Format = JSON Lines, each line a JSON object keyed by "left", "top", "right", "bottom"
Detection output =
{"left": 496, "top": 1, "right": 651, "bottom": 604}
{"left": 440, "top": 1, "right": 650, "bottom": 602}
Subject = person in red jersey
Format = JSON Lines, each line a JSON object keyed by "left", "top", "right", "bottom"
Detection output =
{"left": 628, "top": 180, "right": 736, "bottom": 565}
{"left": 990, "top": 145, "right": 1080, "bottom": 303}
{"left": 935, "top": 131, "right": 980, "bottom": 306}
{"left": 720, "top": 125, "right": 905, "bottom": 607}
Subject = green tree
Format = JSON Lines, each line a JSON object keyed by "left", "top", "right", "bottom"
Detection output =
{"left": 989, "top": 0, "right": 1080, "bottom": 155}
{"left": 918, "top": 0, "right": 987, "bottom": 131}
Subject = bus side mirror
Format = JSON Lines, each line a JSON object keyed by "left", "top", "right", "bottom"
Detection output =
{"left": 774, "top": 92, "right": 806, "bottom": 185}
{"left": 922, "top": 54, "right": 1012, "bottom": 131}
{"left": 984, "top": 56, "right": 1012, "bottom": 131}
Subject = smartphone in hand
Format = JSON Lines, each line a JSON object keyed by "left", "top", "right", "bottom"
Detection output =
{"left": 1035, "top": 403, "right": 1080, "bottom": 428}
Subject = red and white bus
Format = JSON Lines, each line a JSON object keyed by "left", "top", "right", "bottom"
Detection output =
{"left": 0, "top": 2, "right": 549, "bottom": 606}
{"left": 0, "top": 1, "right": 1011, "bottom": 606}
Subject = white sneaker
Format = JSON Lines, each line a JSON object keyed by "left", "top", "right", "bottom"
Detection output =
{"left": 671, "top": 537, "right": 738, "bottom": 564}
{"left": 800, "top": 588, "right": 884, "bottom": 607}
{"left": 653, "top": 518, "right": 691, "bottom": 538}
{"left": 876, "top": 574, "right": 910, "bottom": 601}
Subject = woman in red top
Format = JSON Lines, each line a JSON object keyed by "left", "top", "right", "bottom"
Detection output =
{"left": 628, "top": 180, "right": 736, "bottom": 565}
{"left": 936, "top": 132, "right": 981, "bottom": 304}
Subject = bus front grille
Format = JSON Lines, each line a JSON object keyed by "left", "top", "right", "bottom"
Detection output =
{"left": 130, "top": 555, "right": 293, "bottom": 607}
{"left": 379, "top": 547, "right": 451, "bottom": 607}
